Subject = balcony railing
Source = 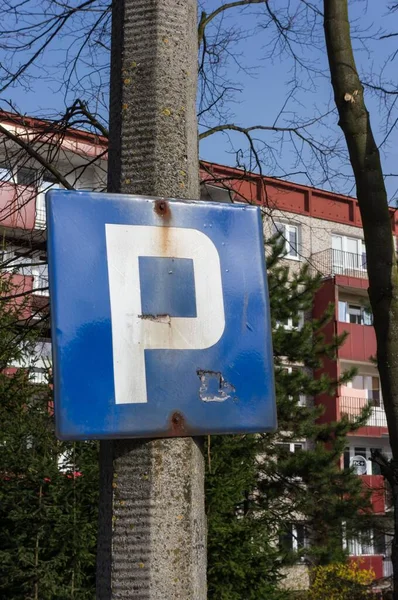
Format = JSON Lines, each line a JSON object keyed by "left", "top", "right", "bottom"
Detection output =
{"left": 339, "top": 396, "right": 387, "bottom": 428}
{"left": 311, "top": 248, "right": 367, "bottom": 279}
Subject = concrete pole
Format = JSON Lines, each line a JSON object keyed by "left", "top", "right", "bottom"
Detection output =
{"left": 96, "top": 1, "right": 206, "bottom": 599}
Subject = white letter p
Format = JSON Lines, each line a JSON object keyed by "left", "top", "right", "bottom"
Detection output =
{"left": 105, "top": 224, "right": 225, "bottom": 404}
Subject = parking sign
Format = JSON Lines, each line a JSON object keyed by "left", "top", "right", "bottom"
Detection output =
{"left": 47, "top": 191, "right": 276, "bottom": 439}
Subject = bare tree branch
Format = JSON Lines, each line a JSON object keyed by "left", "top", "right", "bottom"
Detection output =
{"left": 74, "top": 100, "right": 109, "bottom": 138}
{"left": 0, "top": 120, "right": 73, "bottom": 190}
{"left": 198, "top": 0, "right": 268, "bottom": 46}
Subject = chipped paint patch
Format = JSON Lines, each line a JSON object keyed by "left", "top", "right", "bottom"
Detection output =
{"left": 197, "top": 369, "right": 236, "bottom": 402}
{"left": 138, "top": 314, "right": 171, "bottom": 325}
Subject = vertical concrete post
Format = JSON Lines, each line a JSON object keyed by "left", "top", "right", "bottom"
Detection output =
{"left": 96, "top": 1, "right": 206, "bottom": 599}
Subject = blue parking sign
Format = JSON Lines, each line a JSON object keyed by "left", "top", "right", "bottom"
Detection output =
{"left": 47, "top": 191, "right": 276, "bottom": 439}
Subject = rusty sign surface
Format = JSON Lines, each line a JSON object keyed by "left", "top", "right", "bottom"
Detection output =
{"left": 47, "top": 191, "right": 276, "bottom": 439}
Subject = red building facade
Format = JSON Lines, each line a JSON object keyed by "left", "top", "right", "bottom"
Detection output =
{"left": 0, "top": 112, "right": 393, "bottom": 584}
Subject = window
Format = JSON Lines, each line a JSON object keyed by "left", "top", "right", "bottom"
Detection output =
{"left": 0, "top": 246, "right": 16, "bottom": 271}
{"left": 276, "top": 312, "right": 304, "bottom": 331}
{"left": 0, "top": 246, "right": 48, "bottom": 292}
{"left": 58, "top": 450, "right": 71, "bottom": 472}
{"left": 36, "top": 193, "right": 46, "bottom": 227}
{"left": 29, "top": 340, "right": 51, "bottom": 384}
{"left": 344, "top": 446, "right": 385, "bottom": 476}
{"left": 0, "top": 162, "right": 13, "bottom": 183}
{"left": 200, "top": 184, "right": 232, "bottom": 203}
{"left": 0, "top": 246, "right": 38, "bottom": 272}
{"left": 57, "top": 449, "right": 83, "bottom": 476}
{"left": 32, "top": 264, "right": 49, "bottom": 296}
{"left": 348, "top": 529, "right": 386, "bottom": 556}
{"left": 278, "top": 442, "right": 305, "bottom": 456}
{"left": 344, "top": 447, "right": 350, "bottom": 470}
{"left": 9, "top": 339, "right": 51, "bottom": 383}
{"left": 283, "top": 365, "right": 307, "bottom": 406}
{"left": 363, "top": 309, "right": 373, "bottom": 326}
{"left": 385, "top": 484, "right": 393, "bottom": 512}
{"left": 36, "top": 179, "right": 60, "bottom": 228}
{"left": 279, "top": 523, "right": 309, "bottom": 556}
{"left": 42, "top": 170, "right": 59, "bottom": 184}
{"left": 366, "top": 447, "right": 382, "bottom": 476}
{"left": 338, "top": 301, "right": 373, "bottom": 326}
{"left": 34, "top": 340, "right": 52, "bottom": 361}
{"left": 347, "top": 303, "right": 361, "bottom": 324}
{"left": 332, "top": 234, "right": 366, "bottom": 272}
{"left": 274, "top": 222, "right": 300, "bottom": 259}
{"left": 350, "top": 374, "right": 381, "bottom": 406}
{"left": 16, "top": 167, "right": 38, "bottom": 187}
{"left": 30, "top": 368, "right": 47, "bottom": 384}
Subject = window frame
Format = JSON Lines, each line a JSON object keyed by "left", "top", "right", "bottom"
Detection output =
{"left": 279, "top": 522, "right": 309, "bottom": 558}
{"left": 344, "top": 445, "right": 387, "bottom": 476}
{"left": 347, "top": 528, "right": 386, "bottom": 557}
{"left": 29, "top": 339, "right": 52, "bottom": 384}
{"left": 332, "top": 234, "right": 367, "bottom": 272}
{"left": 0, "top": 162, "right": 14, "bottom": 183}
{"left": 338, "top": 300, "right": 373, "bottom": 326}
{"left": 348, "top": 373, "right": 382, "bottom": 405}
{"left": 276, "top": 311, "right": 304, "bottom": 331}
{"left": 0, "top": 246, "right": 17, "bottom": 271}
{"left": 16, "top": 166, "right": 39, "bottom": 187}
{"left": 274, "top": 221, "right": 301, "bottom": 260}
{"left": 36, "top": 180, "right": 61, "bottom": 228}
{"left": 31, "top": 263, "right": 49, "bottom": 296}
{"left": 283, "top": 365, "right": 307, "bottom": 406}
{"left": 277, "top": 441, "right": 305, "bottom": 454}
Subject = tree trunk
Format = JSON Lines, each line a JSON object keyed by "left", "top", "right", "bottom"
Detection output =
{"left": 323, "top": 0, "right": 398, "bottom": 595}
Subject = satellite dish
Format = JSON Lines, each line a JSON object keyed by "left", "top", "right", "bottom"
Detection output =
{"left": 350, "top": 455, "right": 367, "bottom": 475}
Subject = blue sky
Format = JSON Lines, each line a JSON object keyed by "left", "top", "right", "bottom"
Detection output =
{"left": 198, "top": 0, "right": 398, "bottom": 199}
{"left": 1, "top": 0, "right": 398, "bottom": 200}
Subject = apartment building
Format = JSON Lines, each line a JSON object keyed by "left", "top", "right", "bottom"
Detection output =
{"left": 202, "top": 164, "right": 394, "bottom": 585}
{"left": 0, "top": 112, "right": 394, "bottom": 586}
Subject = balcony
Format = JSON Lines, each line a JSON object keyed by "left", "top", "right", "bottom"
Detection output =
{"left": 362, "top": 475, "right": 386, "bottom": 514}
{"left": 337, "top": 321, "right": 376, "bottom": 362}
{"left": 1, "top": 273, "right": 34, "bottom": 320}
{"left": 311, "top": 248, "right": 367, "bottom": 279}
{"left": 349, "top": 556, "right": 383, "bottom": 580}
{"left": 339, "top": 396, "right": 387, "bottom": 428}
{"left": 0, "top": 183, "right": 36, "bottom": 230}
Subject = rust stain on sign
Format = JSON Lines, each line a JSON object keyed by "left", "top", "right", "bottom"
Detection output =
{"left": 154, "top": 199, "right": 172, "bottom": 256}
{"left": 154, "top": 199, "right": 171, "bottom": 220}
{"left": 169, "top": 411, "right": 188, "bottom": 436}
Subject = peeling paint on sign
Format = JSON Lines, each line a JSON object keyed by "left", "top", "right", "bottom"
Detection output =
{"left": 138, "top": 314, "right": 171, "bottom": 325}
{"left": 197, "top": 369, "right": 236, "bottom": 403}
